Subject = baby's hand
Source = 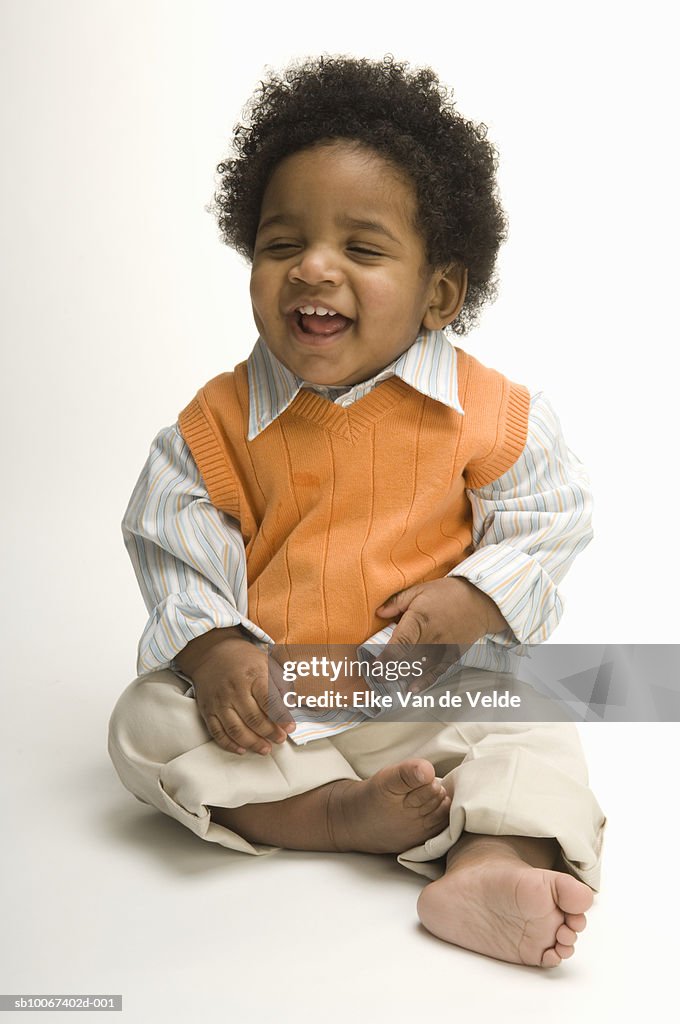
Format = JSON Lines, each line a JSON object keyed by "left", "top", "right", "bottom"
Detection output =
{"left": 176, "top": 628, "right": 295, "bottom": 756}
{"left": 377, "top": 577, "right": 507, "bottom": 646}
{"left": 375, "top": 577, "right": 509, "bottom": 689}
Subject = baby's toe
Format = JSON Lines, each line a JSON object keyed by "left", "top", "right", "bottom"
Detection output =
{"left": 404, "top": 779, "right": 445, "bottom": 809}
{"left": 417, "top": 794, "right": 447, "bottom": 818}
{"left": 422, "top": 800, "right": 451, "bottom": 834}
{"left": 556, "top": 923, "right": 577, "bottom": 945}
{"left": 554, "top": 874, "right": 593, "bottom": 915}
{"left": 565, "top": 912, "right": 587, "bottom": 932}
{"left": 554, "top": 942, "right": 575, "bottom": 959}
{"left": 392, "top": 759, "right": 435, "bottom": 793}
{"left": 541, "top": 948, "right": 562, "bottom": 968}
{"left": 425, "top": 792, "right": 450, "bottom": 818}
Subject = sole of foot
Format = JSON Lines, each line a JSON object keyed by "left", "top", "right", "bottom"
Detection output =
{"left": 417, "top": 856, "right": 593, "bottom": 967}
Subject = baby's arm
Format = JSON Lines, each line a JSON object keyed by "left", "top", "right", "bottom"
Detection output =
{"left": 123, "top": 424, "right": 272, "bottom": 672}
{"left": 123, "top": 423, "right": 293, "bottom": 754}
{"left": 377, "top": 392, "right": 593, "bottom": 652}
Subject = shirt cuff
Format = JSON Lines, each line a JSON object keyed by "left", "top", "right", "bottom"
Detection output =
{"left": 136, "top": 594, "right": 274, "bottom": 676}
{"left": 448, "top": 546, "right": 563, "bottom": 647}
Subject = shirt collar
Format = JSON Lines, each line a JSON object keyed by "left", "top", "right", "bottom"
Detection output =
{"left": 246, "top": 329, "right": 465, "bottom": 440}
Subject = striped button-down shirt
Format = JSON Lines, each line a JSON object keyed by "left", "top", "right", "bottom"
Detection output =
{"left": 123, "top": 330, "right": 593, "bottom": 742}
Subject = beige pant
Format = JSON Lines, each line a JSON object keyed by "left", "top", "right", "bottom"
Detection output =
{"left": 108, "top": 669, "right": 606, "bottom": 889}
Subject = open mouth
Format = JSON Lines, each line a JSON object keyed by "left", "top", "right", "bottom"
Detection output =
{"left": 293, "top": 305, "right": 353, "bottom": 338}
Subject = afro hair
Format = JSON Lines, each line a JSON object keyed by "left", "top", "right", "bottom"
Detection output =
{"left": 212, "top": 55, "right": 508, "bottom": 334}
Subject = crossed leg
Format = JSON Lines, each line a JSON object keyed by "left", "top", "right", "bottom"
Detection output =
{"left": 211, "top": 757, "right": 593, "bottom": 968}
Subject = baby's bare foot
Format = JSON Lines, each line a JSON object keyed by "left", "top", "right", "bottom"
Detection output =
{"left": 417, "top": 838, "right": 593, "bottom": 967}
{"left": 327, "top": 759, "right": 451, "bottom": 853}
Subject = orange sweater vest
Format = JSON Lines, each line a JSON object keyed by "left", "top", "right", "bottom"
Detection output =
{"left": 178, "top": 351, "right": 529, "bottom": 646}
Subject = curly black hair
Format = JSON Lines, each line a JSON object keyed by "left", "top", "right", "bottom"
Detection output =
{"left": 213, "top": 55, "right": 507, "bottom": 335}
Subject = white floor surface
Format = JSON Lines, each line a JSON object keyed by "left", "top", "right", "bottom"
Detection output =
{"left": 1, "top": 673, "right": 674, "bottom": 1024}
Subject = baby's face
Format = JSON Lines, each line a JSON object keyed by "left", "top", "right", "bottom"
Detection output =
{"left": 250, "top": 141, "right": 451, "bottom": 387}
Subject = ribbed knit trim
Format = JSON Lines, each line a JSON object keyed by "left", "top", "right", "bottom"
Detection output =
{"left": 288, "top": 377, "right": 412, "bottom": 442}
{"left": 178, "top": 393, "right": 241, "bottom": 514}
{"left": 465, "top": 381, "right": 531, "bottom": 488}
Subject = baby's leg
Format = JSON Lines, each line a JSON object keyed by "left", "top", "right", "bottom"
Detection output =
{"left": 333, "top": 699, "right": 604, "bottom": 967}
{"left": 417, "top": 832, "right": 593, "bottom": 967}
{"left": 210, "top": 758, "right": 451, "bottom": 853}
{"left": 109, "top": 672, "right": 450, "bottom": 854}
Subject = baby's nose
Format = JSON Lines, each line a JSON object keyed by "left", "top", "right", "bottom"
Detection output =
{"left": 288, "top": 246, "right": 343, "bottom": 286}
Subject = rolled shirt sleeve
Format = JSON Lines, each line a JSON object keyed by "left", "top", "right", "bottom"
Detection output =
{"left": 449, "top": 391, "right": 594, "bottom": 647}
{"left": 122, "top": 424, "right": 273, "bottom": 676}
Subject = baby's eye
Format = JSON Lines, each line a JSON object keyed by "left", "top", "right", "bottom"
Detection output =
{"left": 265, "top": 242, "right": 300, "bottom": 253}
{"left": 348, "top": 245, "right": 382, "bottom": 257}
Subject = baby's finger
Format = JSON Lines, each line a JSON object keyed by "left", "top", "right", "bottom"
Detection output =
{"left": 266, "top": 660, "right": 297, "bottom": 724}
{"left": 387, "top": 609, "right": 429, "bottom": 648}
{"left": 375, "top": 586, "right": 419, "bottom": 617}
{"left": 236, "top": 692, "right": 293, "bottom": 747}
{"left": 218, "top": 706, "right": 276, "bottom": 756}
{"left": 203, "top": 712, "right": 247, "bottom": 755}
{"left": 252, "top": 676, "right": 296, "bottom": 739}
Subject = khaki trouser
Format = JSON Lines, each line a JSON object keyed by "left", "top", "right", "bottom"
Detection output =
{"left": 108, "top": 669, "right": 605, "bottom": 888}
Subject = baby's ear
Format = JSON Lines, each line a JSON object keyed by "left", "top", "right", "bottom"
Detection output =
{"left": 422, "top": 263, "right": 468, "bottom": 330}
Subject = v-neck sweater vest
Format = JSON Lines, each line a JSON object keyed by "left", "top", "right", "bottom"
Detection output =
{"left": 178, "top": 351, "right": 530, "bottom": 646}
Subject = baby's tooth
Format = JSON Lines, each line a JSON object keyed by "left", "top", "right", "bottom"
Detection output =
{"left": 297, "top": 304, "right": 337, "bottom": 316}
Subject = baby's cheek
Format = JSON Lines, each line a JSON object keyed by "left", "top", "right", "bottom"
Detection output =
{"left": 364, "top": 277, "right": 403, "bottom": 312}
{"left": 249, "top": 266, "right": 272, "bottom": 309}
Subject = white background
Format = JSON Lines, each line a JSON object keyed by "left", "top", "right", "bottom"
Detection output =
{"left": 1, "top": 2, "right": 677, "bottom": 1022}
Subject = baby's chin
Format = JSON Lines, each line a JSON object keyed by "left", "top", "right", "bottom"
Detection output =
{"left": 277, "top": 353, "right": 373, "bottom": 389}
{"left": 301, "top": 367, "right": 373, "bottom": 388}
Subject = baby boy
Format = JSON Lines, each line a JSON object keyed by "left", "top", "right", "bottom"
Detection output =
{"left": 109, "top": 56, "right": 605, "bottom": 968}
